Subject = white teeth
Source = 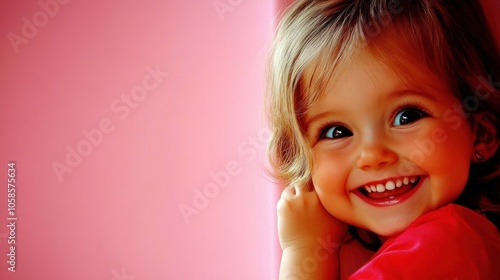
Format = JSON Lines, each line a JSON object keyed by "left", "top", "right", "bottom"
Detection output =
{"left": 363, "top": 176, "right": 420, "bottom": 194}
{"left": 385, "top": 181, "right": 395, "bottom": 190}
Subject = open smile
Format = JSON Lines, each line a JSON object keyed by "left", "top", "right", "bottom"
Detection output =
{"left": 355, "top": 176, "right": 423, "bottom": 206}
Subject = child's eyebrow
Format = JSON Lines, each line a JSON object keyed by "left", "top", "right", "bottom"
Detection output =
{"left": 391, "top": 89, "right": 441, "bottom": 102}
{"left": 305, "top": 111, "right": 334, "bottom": 129}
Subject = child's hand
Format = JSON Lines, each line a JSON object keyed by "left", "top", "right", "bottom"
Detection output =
{"left": 277, "top": 183, "right": 349, "bottom": 252}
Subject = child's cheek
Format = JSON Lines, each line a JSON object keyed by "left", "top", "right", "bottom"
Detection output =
{"left": 312, "top": 147, "right": 351, "bottom": 193}
{"left": 413, "top": 118, "right": 472, "bottom": 190}
{"left": 400, "top": 126, "right": 449, "bottom": 167}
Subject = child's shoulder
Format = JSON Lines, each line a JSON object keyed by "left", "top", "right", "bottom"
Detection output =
{"left": 396, "top": 204, "right": 499, "bottom": 256}
{"left": 350, "top": 204, "right": 500, "bottom": 279}
{"left": 410, "top": 203, "right": 498, "bottom": 233}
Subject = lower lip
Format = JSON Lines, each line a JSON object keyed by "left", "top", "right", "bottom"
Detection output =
{"left": 354, "top": 178, "right": 424, "bottom": 207}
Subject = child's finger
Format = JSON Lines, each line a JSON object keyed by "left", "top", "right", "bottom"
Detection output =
{"left": 295, "top": 182, "right": 315, "bottom": 195}
{"left": 280, "top": 186, "right": 296, "bottom": 199}
{"left": 294, "top": 184, "right": 306, "bottom": 195}
{"left": 296, "top": 181, "right": 315, "bottom": 194}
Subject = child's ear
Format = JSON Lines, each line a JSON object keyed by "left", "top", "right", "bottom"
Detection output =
{"left": 471, "top": 112, "right": 499, "bottom": 163}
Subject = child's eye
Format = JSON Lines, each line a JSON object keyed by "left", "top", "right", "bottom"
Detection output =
{"left": 320, "top": 125, "right": 353, "bottom": 139}
{"left": 393, "top": 108, "right": 427, "bottom": 126}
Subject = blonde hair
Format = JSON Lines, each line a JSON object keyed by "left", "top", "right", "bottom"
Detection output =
{"left": 267, "top": 0, "right": 500, "bottom": 233}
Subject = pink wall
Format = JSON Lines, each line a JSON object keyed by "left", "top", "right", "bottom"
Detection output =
{"left": 0, "top": 0, "right": 277, "bottom": 279}
{"left": 1, "top": 1, "right": 498, "bottom": 280}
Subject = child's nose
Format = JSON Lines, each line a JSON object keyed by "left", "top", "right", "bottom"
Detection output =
{"left": 356, "top": 137, "right": 398, "bottom": 170}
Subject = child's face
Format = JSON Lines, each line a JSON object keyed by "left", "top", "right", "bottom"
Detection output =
{"left": 305, "top": 50, "right": 475, "bottom": 237}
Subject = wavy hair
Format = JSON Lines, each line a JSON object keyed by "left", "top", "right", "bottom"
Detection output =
{"left": 267, "top": 0, "right": 500, "bottom": 249}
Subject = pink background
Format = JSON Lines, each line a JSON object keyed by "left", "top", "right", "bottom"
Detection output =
{"left": 0, "top": 0, "right": 278, "bottom": 279}
{"left": 0, "top": 1, "right": 498, "bottom": 280}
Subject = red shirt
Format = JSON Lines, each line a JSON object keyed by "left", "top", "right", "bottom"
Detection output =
{"left": 350, "top": 204, "right": 500, "bottom": 279}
